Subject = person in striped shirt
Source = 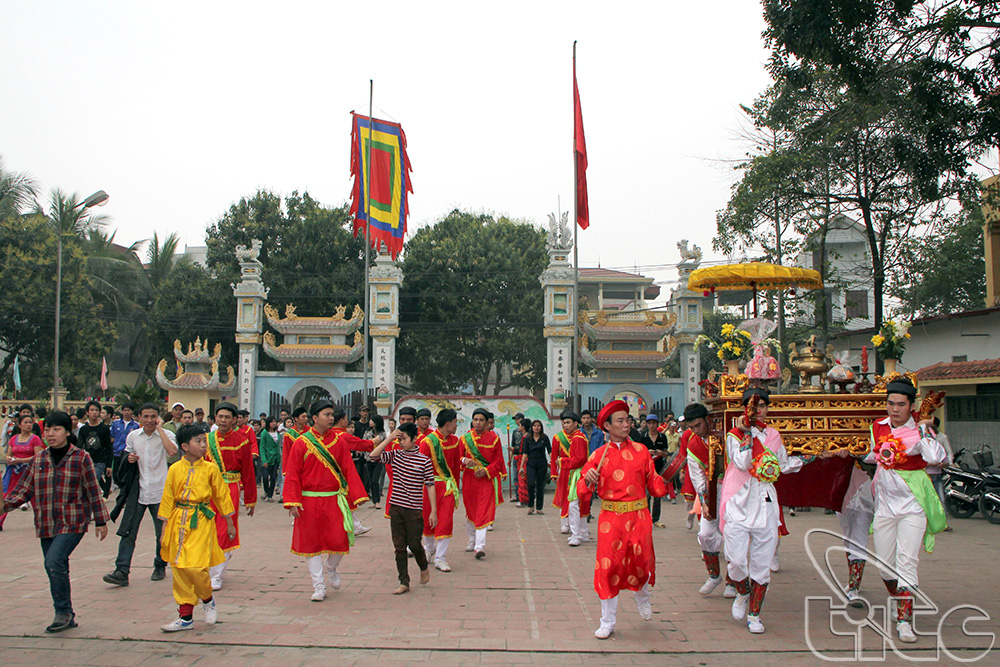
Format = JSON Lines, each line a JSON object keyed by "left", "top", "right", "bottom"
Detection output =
{"left": 369, "top": 423, "right": 437, "bottom": 595}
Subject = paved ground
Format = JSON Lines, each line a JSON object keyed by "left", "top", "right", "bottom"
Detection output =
{"left": 1, "top": 488, "right": 997, "bottom": 665}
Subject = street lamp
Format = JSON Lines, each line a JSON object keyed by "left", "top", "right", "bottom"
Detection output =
{"left": 52, "top": 190, "right": 109, "bottom": 410}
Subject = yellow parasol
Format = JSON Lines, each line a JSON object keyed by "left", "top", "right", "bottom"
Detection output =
{"left": 688, "top": 262, "right": 823, "bottom": 316}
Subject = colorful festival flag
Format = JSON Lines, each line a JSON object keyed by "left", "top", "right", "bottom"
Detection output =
{"left": 100, "top": 356, "right": 108, "bottom": 392}
{"left": 349, "top": 113, "right": 413, "bottom": 260}
{"left": 12, "top": 355, "right": 21, "bottom": 393}
{"left": 574, "top": 55, "right": 589, "bottom": 230}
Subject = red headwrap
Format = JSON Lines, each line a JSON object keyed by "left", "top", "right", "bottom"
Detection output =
{"left": 597, "top": 400, "right": 630, "bottom": 432}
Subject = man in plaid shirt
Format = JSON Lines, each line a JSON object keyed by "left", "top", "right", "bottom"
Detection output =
{"left": 2, "top": 410, "right": 110, "bottom": 633}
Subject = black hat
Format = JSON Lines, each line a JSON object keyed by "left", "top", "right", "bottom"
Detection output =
{"left": 437, "top": 409, "right": 458, "bottom": 427}
{"left": 886, "top": 378, "right": 917, "bottom": 401}
{"left": 215, "top": 402, "right": 238, "bottom": 417}
{"left": 559, "top": 409, "right": 581, "bottom": 423}
{"left": 415, "top": 408, "right": 432, "bottom": 419}
{"left": 310, "top": 399, "right": 335, "bottom": 416}
{"left": 398, "top": 406, "right": 417, "bottom": 417}
{"left": 682, "top": 403, "right": 709, "bottom": 423}
{"left": 741, "top": 387, "right": 770, "bottom": 406}
{"left": 472, "top": 407, "right": 491, "bottom": 419}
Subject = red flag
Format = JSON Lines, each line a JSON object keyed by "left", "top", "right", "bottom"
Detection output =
{"left": 574, "top": 53, "right": 589, "bottom": 230}
{"left": 100, "top": 356, "right": 108, "bottom": 392}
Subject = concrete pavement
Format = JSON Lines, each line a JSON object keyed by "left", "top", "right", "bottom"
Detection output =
{"left": 1, "top": 492, "right": 996, "bottom": 665}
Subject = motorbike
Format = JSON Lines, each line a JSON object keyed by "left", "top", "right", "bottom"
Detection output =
{"left": 943, "top": 447, "right": 1000, "bottom": 523}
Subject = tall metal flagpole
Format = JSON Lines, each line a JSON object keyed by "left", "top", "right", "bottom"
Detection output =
{"left": 362, "top": 80, "right": 373, "bottom": 408}
{"left": 572, "top": 41, "right": 580, "bottom": 412}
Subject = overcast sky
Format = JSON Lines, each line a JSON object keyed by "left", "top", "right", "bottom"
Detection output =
{"left": 2, "top": 1, "right": 774, "bottom": 298}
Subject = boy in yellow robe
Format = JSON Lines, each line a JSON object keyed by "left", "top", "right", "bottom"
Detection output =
{"left": 158, "top": 425, "right": 236, "bottom": 632}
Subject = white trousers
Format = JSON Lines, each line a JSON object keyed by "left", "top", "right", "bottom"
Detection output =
{"left": 599, "top": 583, "right": 651, "bottom": 627}
{"left": 466, "top": 520, "right": 486, "bottom": 551}
{"left": 569, "top": 500, "right": 589, "bottom": 540}
{"left": 724, "top": 520, "right": 778, "bottom": 585}
{"left": 560, "top": 516, "right": 569, "bottom": 531}
{"left": 208, "top": 551, "right": 232, "bottom": 582}
{"left": 352, "top": 510, "right": 367, "bottom": 530}
{"left": 698, "top": 516, "right": 724, "bottom": 553}
{"left": 838, "top": 509, "right": 874, "bottom": 561}
{"left": 873, "top": 513, "right": 925, "bottom": 589}
{"left": 306, "top": 553, "right": 343, "bottom": 589}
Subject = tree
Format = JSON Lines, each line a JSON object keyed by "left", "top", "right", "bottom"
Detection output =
{"left": 0, "top": 210, "right": 113, "bottom": 397}
{"left": 398, "top": 210, "right": 548, "bottom": 395}
{"left": 0, "top": 155, "right": 38, "bottom": 215}
{"left": 890, "top": 202, "right": 987, "bottom": 317}
{"left": 205, "top": 190, "right": 368, "bottom": 314}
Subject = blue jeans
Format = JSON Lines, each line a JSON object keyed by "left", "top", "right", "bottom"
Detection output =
{"left": 115, "top": 503, "right": 166, "bottom": 574}
{"left": 41, "top": 532, "right": 85, "bottom": 616}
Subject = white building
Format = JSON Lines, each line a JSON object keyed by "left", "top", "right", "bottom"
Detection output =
{"left": 795, "top": 214, "right": 878, "bottom": 330}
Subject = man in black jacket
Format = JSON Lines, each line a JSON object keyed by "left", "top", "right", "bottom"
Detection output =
{"left": 640, "top": 414, "right": 670, "bottom": 528}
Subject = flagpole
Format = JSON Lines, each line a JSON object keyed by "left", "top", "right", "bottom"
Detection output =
{"left": 362, "top": 79, "right": 373, "bottom": 410}
{"left": 572, "top": 41, "right": 581, "bottom": 413}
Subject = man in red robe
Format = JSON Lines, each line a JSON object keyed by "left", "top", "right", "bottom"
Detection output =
{"left": 282, "top": 401, "right": 376, "bottom": 601}
{"left": 680, "top": 402, "right": 738, "bottom": 598}
{"left": 205, "top": 403, "right": 256, "bottom": 591}
{"left": 418, "top": 409, "right": 462, "bottom": 572}
{"left": 553, "top": 410, "right": 591, "bottom": 547}
{"left": 459, "top": 408, "right": 504, "bottom": 559}
{"left": 578, "top": 400, "right": 669, "bottom": 639}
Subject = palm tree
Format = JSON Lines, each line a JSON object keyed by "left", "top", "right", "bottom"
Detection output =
{"left": 145, "top": 231, "right": 189, "bottom": 291}
{"left": 40, "top": 188, "right": 110, "bottom": 239}
{"left": 0, "top": 155, "right": 38, "bottom": 215}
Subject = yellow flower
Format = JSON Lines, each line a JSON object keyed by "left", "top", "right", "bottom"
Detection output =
{"left": 871, "top": 334, "right": 885, "bottom": 347}
{"left": 739, "top": 330, "right": 752, "bottom": 339}
{"left": 733, "top": 347, "right": 742, "bottom": 356}
{"left": 722, "top": 341, "right": 734, "bottom": 350}
{"left": 904, "top": 333, "right": 911, "bottom": 339}
{"left": 717, "top": 349, "right": 725, "bottom": 360}
{"left": 721, "top": 323, "right": 735, "bottom": 335}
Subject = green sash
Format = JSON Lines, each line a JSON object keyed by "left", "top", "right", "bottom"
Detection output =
{"left": 553, "top": 431, "right": 571, "bottom": 458}
{"left": 567, "top": 468, "right": 583, "bottom": 503}
{"left": 286, "top": 427, "right": 300, "bottom": 441}
{"left": 462, "top": 432, "right": 501, "bottom": 505}
{"left": 207, "top": 432, "right": 225, "bottom": 476}
{"left": 175, "top": 501, "right": 215, "bottom": 529}
{"left": 302, "top": 430, "right": 355, "bottom": 546}
{"left": 896, "top": 469, "right": 948, "bottom": 553}
{"left": 425, "top": 432, "right": 459, "bottom": 498}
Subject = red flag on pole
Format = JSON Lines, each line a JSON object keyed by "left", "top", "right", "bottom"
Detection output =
{"left": 573, "top": 54, "right": 589, "bottom": 230}
{"left": 100, "top": 356, "right": 108, "bottom": 392}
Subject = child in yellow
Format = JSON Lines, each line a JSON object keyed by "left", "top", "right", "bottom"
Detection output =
{"left": 158, "top": 425, "right": 236, "bottom": 632}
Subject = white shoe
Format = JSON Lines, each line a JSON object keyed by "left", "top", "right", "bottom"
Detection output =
{"left": 594, "top": 624, "right": 614, "bottom": 639}
{"left": 202, "top": 599, "right": 217, "bottom": 625}
{"left": 465, "top": 542, "right": 475, "bottom": 552}
{"left": 732, "top": 593, "right": 749, "bottom": 620}
{"left": 845, "top": 589, "right": 864, "bottom": 608}
{"left": 637, "top": 599, "right": 653, "bottom": 621}
{"left": 210, "top": 578, "right": 222, "bottom": 591}
{"left": 747, "top": 614, "right": 765, "bottom": 634}
{"left": 329, "top": 570, "right": 341, "bottom": 590}
{"left": 487, "top": 525, "right": 494, "bottom": 531}
{"left": 699, "top": 576, "right": 723, "bottom": 596}
{"left": 355, "top": 524, "right": 372, "bottom": 536}
{"left": 580, "top": 534, "right": 591, "bottom": 543}
{"left": 311, "top": 586, "right": 327, "bottom": 601}
{"left": 568, "top": 537, "right": 581, "bottom": 547}
{"left": 897, "top": 621, "right": 917, "bottom": 643}
{"left": 435, "top": 560, "right": 452, "bottom": 572}
{"left": 560, "top": 526, "right": 570, "bottom": 534}
{"left": 686, "top": 516, "right": 695, "bottom": 530}
{"left": 770, "top": 557, "right": 780, "bottom": 572}
{"left": 161, "top": 617, "right": 194, "bottom": 632}
{"left": 723, "top": 584, "right": 737, "bottom": 599}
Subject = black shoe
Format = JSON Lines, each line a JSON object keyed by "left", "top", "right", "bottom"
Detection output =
{"left": 45, "top": 614, "right": 77, "bottom": 633}
{"left": 151, "top": 566, "right": 166, "bottom": 581}
{"left": 475, "top": 550, "right": 486, "bottom": 560}
{"left": 103, "top": 570, "right": 129, "bottom": 587}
